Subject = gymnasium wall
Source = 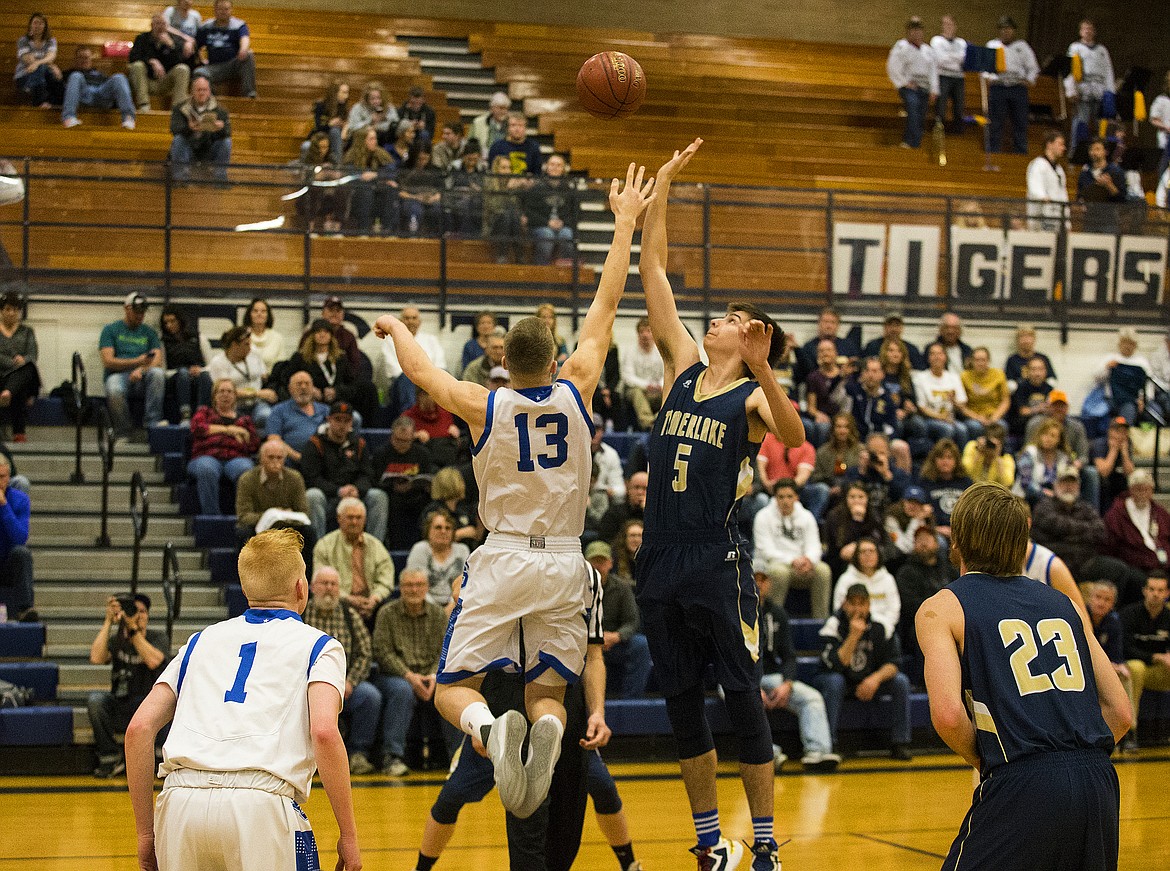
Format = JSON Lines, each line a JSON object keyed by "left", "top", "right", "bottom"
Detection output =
{"left": 239, "top": 0, "right": 1030, "bottom": 47}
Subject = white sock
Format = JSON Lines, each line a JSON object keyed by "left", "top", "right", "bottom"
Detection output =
{"left": 460, "top": 702, "right": 494, "bottom": 740}
{"left": 534, "top": 714, "right": 564, "bottom": 743}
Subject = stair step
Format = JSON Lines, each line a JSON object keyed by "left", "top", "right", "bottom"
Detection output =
{"left": 30, "top": 516, "right": 188, "bottom": 538}
{"left": 13, "top": 455, "right": 159, "bottom": 476}
{"left": 29, "top": 547, "right": 204, "bottom": 572}
{"left": 418, "top": 59, "right": 492, "bottom": 75}
{"left": 48, "top": 618, "right": 216, "bottom": 647}
{"left": 31, "top": 470, "right": 166, "bottom": 487}
{"left": 41, "top": 603, "right": 222, "bottom": 625}
{"left": 33, "top": 532, "right": 193, "bottom": 549}
{"left": 32, "top": 485, "right": 180, "bottom": 514}
{"left": 36, "top": 582, "right": 218, "bottom": 609}
{"left": 401, "top": 37, "right": 474, "bottom": 53}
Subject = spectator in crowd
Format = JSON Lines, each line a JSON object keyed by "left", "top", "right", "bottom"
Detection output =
{"left": 187, "top": 379, "right": 258, "bottom": 515}
{"left": 158, "top": 305, "right": 209, "bottom": 424}
{"left": 342, "top": 126, "right": 399, "bottom": 236}
{"left": 313, "top": 495, "right": 395, "bottom": 623}
{"left": 1120, "top": 573, "right": 1170, "bottom": 748}
{"left": 823, "top": 483, "right": 891, "bottom": 579}
{"left": 1096, "top": 328, "right": 1153, "bottom": 425}
{"left": 0, "top": 456, "right": 33, "bottom": 621}
{"left": 483, "top": 154, "right": 527, "bottom": 262}
{"left": 1031, "top": 464, "right": 1105, "bottom": 578}
{"left": 930, "top": 14, "right": 966, "bottom": 132}
{"left": 1025, "top": 389, "right": 1098, "bottom": 506}
{"left": 1003, "top": 325, "right": 1056, "bottom": 388}
{"left": 407, "top": 507, "right": 469, "bottom": 615}
{"left": 754, "top": 572, "right": 840, "bottom": 771}
{"left": 303, "top": 566, "right": 381, "bottom": 774}
{"left": 290, "top": 317, "right": 376, "bottom": 421}
{"left": 610, "top": 518, "right": 642, "bottom": 583}
{"left": 444, "top": 141, "right": 487, "bottom": 235}
{"left": 894, "top": 524, "right": 957, "bottom": 681}
{"left": 460, "top": 311, "right": 498, "bottom": 372}
{"left": 61, "top": 45, "right": 135, "bottom": 129}
{"left": 460, "top": 333, "right": 505, "bottom": 387}
{"left": 863, "top": 314, "right": 923, "bottom": 370}
{"left": 168, "top": 74, "right": 231, "bottom": 182}
{"left": 594, "top": 470, "right": 647, "bottom": 544}
{"left": 960, "top": 423, "right": 1015, "bottom": 486}
{"left": 386, "top": 119, "right": 417, "bottom": 171}
{"left": 1064, "top": 19, "right": 1115, "bottom": 152}
{"left": 234, "top": 438, "right": 312, "bottom": 552}
{"left": 87, "top": 594, "right": 168, "bottom": 777}
{"left": 985, "top": 15, "right": 1039, "bottom": 154}
{"left": 1014, "top": 418, "right": 1072, "bottom": 504}
{"left": 846, "top": 356, "right": 903, "bottom": 447}
{"left": 308, "top": 80, "right": 349, "bottom": 163}
{"left": 1103, "top": 469, "right": 1170, "bottom": 575}
{"left": 878, "top": 339, "right": 920, "bottom": 436}
{"left": 423, "top": 467, "right": 482, "bottom": 550}
{"left": 586, "top": 541, "right": 651, "bottom": 699}
{"left": 373, "top": 304, "right": 446, "bottom": 405}
{"left": 757, "top": 428, "right": 824, "bottom": 517}
{"left": 831, "top": 537, "right": 900, "bottom": 637}
{"left": 1077, "top": 138, "right": 1127, "bottom": 232}
{"left": 886, "top": 16, "right": 938, "bottom": 149}
{"left": 431, "top": 121, "right": 465, "bottom": 170}
{"left": 470, "top": 91, "right": 511, "bottom": 156}
{"left": 621, "top": 317, "right": 664, "bottom": 431}
{"left": 795, "top": 307, "right": 857, "bottom": 385}
{"left": 1008, "top": 357, "right": 1056, "bottom": 439}
{"left": 847, "top": 432, "right": 910, "bottom": 517}
{"left": 297, "top": 133, "right": 344, "bottom": 234}
{"left": 207, "top": 325, "right": 276, "bottom": 426}
{"left": 163, "top": 0, "right": 202, "bottom": 43}
{"left": 14, "top": 13, "right": 59, "bottom": 107}
{"left": 402, "top": 389, "right": 460, "bottom": 467}
{"left": 373, "top": 416, "right": 437, "bottom": 550}
{"left": 933, "top": 313, "right": 971, "bottom": 373}
{"left": 806, "top": 339, "right": 847, "bottom": 446}
{"left": 127, "top": 13, "right": 191, "bottom": 113}
{"left": 100, "top": 292, "right": 165, "bottom": 438}
{"left": 1084, "top": 580, "right": 1133, "bottom": 750}
{"left": 816, "top": 583, "right": 913, "bottom": 761}
{"left": 959, "top": 347, "right": 1008, "bottom": 438}
{"left": 811, "top": 412, "right": 862, "bottom": 509}
{"left": 194, "top": 0, "right": 256, "bottom": 98}
{"left": 753, "top": 478, "right": 832, "bottom": 619}
{"left": 398, "top": 148, "right": 445, "bottom": 236}
{"left": 264, "top": 370, "right": 328, "bottom": 464}
{"left": 884, "top": 484, "right": 934, "bottom": 560}
{"left": 398, "top": 86, "right": 436, "bottom": 146}
{"left": 241, "top": 297, "right": 285, "bottom": 377}
{"left": 312, "top": 295, "right": 363, "bottom": 373}
{"left": 590, "top": 416, "right": 626, "bottom": 504}
{"left": 531, "top": 303, "right": 570, "bottom": 369}
{"left": 0, "top": 292, "right": 40, "bottom": 442}
{"left": 301, "top": 401, "right": 387, "bottom": 543}
{"left": 917, "top": 439, "right": 970, "bottom": 538}
{"left": 486, "top": 364, "right": 510, "bottom": 390}
{"left": 1094, "top": 417, "right": 1135, "bottom": 512}
{"left": 524, "top": 154, "right": 579, "bottom": 265}
{"left": 1025, "top": 131, "right": 1069, "bottom": 231}
{"left": 347, "top": 81, "right": 396, "bottom": 147}
{"left": 912, "top": 341, "right": 968, "bottom": 445}
{"left": 1152, "top": 72, "right": 1170, "bottom": 180}
{"left": 487, "top": 112, "right": 542, "bottom": 175}
{"left": 371, "top": 567, "right": 454, "bottom": 776}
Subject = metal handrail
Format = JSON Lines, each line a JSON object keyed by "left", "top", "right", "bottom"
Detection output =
{"left": 94, "top": 403, "right": 115, "bottom": 547}
{"left": 69, "top": 352, "right": 88, "bottom": 485}
{"left": 161, "top": 541, "right": 182, "bottom": 648}
{"left": 128, "top": 470, "right": 149, "bottom": 595}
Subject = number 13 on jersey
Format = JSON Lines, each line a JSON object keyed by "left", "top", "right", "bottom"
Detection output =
{"left": 514, "top": 412, "right": 569, "bottom": 471}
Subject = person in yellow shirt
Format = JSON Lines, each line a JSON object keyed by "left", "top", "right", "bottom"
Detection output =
{"left": 960, "top": 422, "right": 1016, "bottom": 487}
{"left": 959, "top": 346, "right": 1009, "bottom": 440}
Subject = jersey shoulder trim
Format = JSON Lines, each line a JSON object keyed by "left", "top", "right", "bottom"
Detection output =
{"left": 556, "top": 379, "right": 597, "bottom": 437}
{"left": 470, "top": 389, "right": 496, "bottom": 457}
{"left": 307, "top": 633, "right": 332, "bottom": 678}
{"left": 175, "top": 630, "right": 202, "bottom": 697}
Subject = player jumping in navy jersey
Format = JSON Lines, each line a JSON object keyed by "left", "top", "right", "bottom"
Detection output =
{"left": 917, "top": 482, "right": 1132, "bottom": 871}
{"left": 636, "top": 139, "right": 805, "bottom": 871}
{"left": 374, "top": 163, "right": 655, "bottom": 821}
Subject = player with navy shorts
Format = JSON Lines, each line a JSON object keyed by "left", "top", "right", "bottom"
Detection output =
{"left": 374, "top": 162, "right": 655, "bottom": 821}
{"left": 636, "top": 140, "right": 805, "bottom": 871}
{"left": 917, "top": 483, "right": 1132, "bottom": 871}
{"left": 125, "top": 528, "right": 362, "bottom": 871}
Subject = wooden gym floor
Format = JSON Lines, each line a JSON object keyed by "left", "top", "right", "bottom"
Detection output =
{"left": 1, "top": 752, "right": 1168, "bottom": 869}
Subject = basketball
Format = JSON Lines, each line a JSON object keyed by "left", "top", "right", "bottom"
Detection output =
{"left": 576, "top": 51, "right": 646, "bottom": 119}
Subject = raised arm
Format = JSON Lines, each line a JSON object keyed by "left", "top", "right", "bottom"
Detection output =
{"left": 373, "top": 316, "right": 489, "bottom": 439}
{"left": 638, "top": 139, "right": 703, "bottom": 391}
{"left": 560, "top": 163, "right": 656, "bottom": 408}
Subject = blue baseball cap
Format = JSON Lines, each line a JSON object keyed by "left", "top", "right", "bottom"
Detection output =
{"left": 903, "top": 485, "right": 928, "bottom": 503}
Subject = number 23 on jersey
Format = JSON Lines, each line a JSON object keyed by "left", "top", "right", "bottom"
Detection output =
{"left": 999, "top": 617, "right": 1086, "bottom": 697}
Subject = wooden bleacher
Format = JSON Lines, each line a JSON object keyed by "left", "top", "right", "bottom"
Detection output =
{"left": 2, "top": 4, "right": 1083, "bottom": 303}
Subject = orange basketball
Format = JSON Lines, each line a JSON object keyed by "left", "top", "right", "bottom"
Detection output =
{"left": 576, "top": 51, "right": 646, "bottom": 120}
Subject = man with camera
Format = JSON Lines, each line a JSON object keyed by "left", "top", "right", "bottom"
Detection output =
{"left": 87, "top": 594, "right": 169, "bottom": 778}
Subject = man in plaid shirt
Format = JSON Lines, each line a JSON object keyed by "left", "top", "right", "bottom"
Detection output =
{"left": 303, "top": 566, "right": 382, "bottom": 775}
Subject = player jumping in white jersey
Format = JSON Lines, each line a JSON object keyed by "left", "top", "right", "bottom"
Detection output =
{"left": 125, "top": 528, "right": 362, "bottom": 871}
{"left": 374, "top": 162, "right": 655, "bottom": 820}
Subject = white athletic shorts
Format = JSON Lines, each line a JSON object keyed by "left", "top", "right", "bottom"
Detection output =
{"left": 438, "top": 532, "right": 590, "bottom": 687}
{"left": 155, "top": 769, "right": 319, "bottom": 871}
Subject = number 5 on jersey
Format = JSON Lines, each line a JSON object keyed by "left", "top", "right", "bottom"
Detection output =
{"left": 672, "top": 444, "right": 691, "bottom": 492}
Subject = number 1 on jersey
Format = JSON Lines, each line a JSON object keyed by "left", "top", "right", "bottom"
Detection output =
{"left": 224, "top": 641, "right": 258, "bottom": 703}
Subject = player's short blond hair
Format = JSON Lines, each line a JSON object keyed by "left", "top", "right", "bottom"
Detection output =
{"left": 238, "top": 528, "right": 305, "bottom": 602}
{"left": 503, "top": 316, "right": 556, "bottom": 378}
{"left": 950, "top": 482, "right": 1029, "bottom": 577}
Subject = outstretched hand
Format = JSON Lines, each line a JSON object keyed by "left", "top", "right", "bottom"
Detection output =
{"left": 372, "top": 315, "right": 400, "bottom": 340}
{"left": 655, "top": 138, "right": 703, "bottom": 184}
{"left": 608, "top": 162, "right": 656, "bottom": 222}
{"left": 739, "top": 318, "right": 774, "bottom": 373}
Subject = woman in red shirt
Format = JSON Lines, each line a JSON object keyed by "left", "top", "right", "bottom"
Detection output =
{"left": 187, "top": 378, "right": 260, "bottom": 514}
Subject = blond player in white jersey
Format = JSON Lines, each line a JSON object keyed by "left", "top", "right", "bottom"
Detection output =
{"left": 373, "top": 162, "right": 654, "bottom": 820}
{"left": 125, "top": 528, "right": 361, "bottom": 871}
